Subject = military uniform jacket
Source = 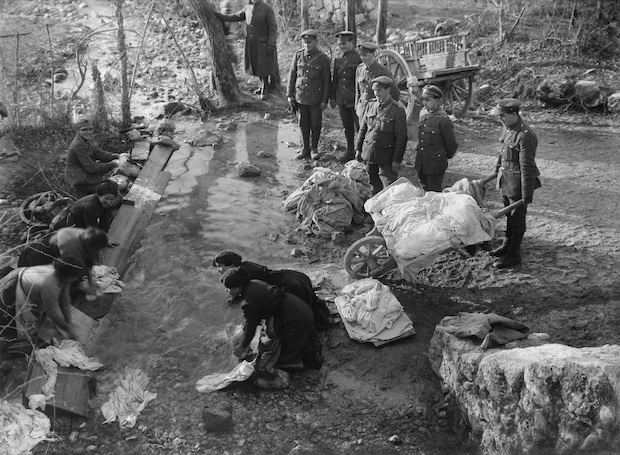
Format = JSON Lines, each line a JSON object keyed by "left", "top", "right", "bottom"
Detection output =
{"left": 355, "top": 98, "right": 407, "bottom": 165}
{"left": 287, "top": 48, "right": 331, "bottom": 106}
{"left": 414, "top": 109, "right": 458, "bottom": 175}
{"left": 331, "top": 50, "right": 362, "bottom": 108}
{"left": 496, "top": 119, "right": 541, "bottom": 199}
{"left": 355, "top": 61, "right": 400, "bottom": 119}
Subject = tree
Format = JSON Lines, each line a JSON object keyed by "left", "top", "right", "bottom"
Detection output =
{"left": 114, "top": 0, "right": 131, "bottom": 127}
{"left": 301, "top": 0, "right": 310, "bottom": 31}
{"left": 375, "top": 0, "right": 387, "bottom": 44}
{"left": 184, "top": 0, "right": 241, "bottom": 107}
{"left": 346, "top": 0, "right": 357, "bottom": 44}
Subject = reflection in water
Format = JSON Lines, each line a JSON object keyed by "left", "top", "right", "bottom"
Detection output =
{"left": 93, "top": 114, "right": 306, "bottom": 377}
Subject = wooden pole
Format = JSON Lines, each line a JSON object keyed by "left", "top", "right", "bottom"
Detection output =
{"left": 375, "top": 0, "right": 387, "bottom": 45}
{"left": 45, "top": 25, "right": 54, "bottom": 113}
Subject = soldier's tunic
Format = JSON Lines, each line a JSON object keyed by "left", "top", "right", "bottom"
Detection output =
{"left": 355, "top": 97, "right": 407, "bottom": 194}
{"left": 331, "top": 49, "right": 362, "bottom": 151}
{"left": 355, "top": 61, "right": 400, "bottom": 120}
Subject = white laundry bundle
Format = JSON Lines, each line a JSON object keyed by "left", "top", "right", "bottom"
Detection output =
{"left": 195, "top": 360, "right": 255, "bottom": 393}
{"left": 101, "top": 368, "right": 157, "bottom": 429}
{"left": 0, "top": 400, "right": 52, "bottom": 455}
{"left": 91, "top": 265, "right": 124, "bottom": 294}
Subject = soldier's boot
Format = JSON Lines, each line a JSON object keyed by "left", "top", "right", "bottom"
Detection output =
{"left": 490, "top": 225, "right": 512, "bottom": 257}
{"left": 338, "top": 128, "right": 356, "bottom": 162}
{"left": 260, "top": 77, "right": 269, "bottom": 100}
{"left": 493, "top": 230, "right": 523, "bottom": 269}
{"left": 296, "top": 128, "right": 311, "bottom": 159}
{"left": 310, "top": 128, "right": 321, "bottom": 160}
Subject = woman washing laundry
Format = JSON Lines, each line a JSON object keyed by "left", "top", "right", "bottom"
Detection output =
{"left": 213, "top": 250, "right": 334, "bottom": 329}
{"left": 220, "top": 267, "right": 322, "bottom": 376}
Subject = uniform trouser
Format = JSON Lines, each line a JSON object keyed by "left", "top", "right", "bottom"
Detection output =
{"left": 367, "top": 163, "right": 398, "bottom": 195}
{"left": 298, "top": 104, "right": 323, "bottom": 150}
{"left": 502, "top": 195, "right": 527, "bottom": 257}
{"left": 338, "top": 105, "right": 359, "bottom": 152}
{"left": 417, "top": 170, "right": 445, "bottom": 193}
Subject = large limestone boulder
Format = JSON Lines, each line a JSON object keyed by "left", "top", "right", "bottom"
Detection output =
{"left": 429, "top": 318, "right": 620, "bottom": 454}
{"left": 573, "top": 80, "right": 604, "bottom": 108}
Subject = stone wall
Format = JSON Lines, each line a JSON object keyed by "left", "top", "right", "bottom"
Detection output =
{"left": 306, "top": 0, "right": 375, "bottom": 26}
{"left": 429, "top": 316, "right": 620, "bottom": 454}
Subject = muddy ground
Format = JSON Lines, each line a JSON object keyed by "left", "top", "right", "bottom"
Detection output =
{"left": 1, "top": 1, "right": 620, "bottom": 454}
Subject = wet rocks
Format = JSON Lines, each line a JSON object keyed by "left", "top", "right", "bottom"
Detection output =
{"left": 188, "top": 130, "right": 221, "bottom": 147}
{"left": 202, "top": 399, "right": 233, "bottom": 433}
{"left": 236, "top": 162, "right": 261, "bottom": 177}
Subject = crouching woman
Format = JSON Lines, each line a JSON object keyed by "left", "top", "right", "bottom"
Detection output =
{"left": 221, "top": 267, "right": 322, "bottom": 377}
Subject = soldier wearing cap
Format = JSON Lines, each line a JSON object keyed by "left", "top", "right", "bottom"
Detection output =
{"left": 354, "top": 76, "right": 407, "bottom": 195}
{"left": 414, "top": 84, "right": 458, "bottom": 192}
{"left": 65, "top": 118, "right": 127, "bottom": 197}
{"left": 330, "top": 31, "right": 362, "bottom": 163}
{"left": 355, "top": 42, "right": 400, "bottom": 122}
{"left": 215, "top": 0, "right": 278, "bottom": 100}
{"left": 490, "top": 98, "right": 541, "bottom": 269}
{"left": 287, "top": 30, "right": 331, "bottom": 160}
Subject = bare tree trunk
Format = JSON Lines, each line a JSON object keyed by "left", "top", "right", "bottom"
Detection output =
{"left": 375, "top": 0, "right": 387, "bottom": 44}
{"left": 184, "top": 0, "right": 241, "bottom": 106}
{"left": 301, "top": 0, "right": 310, "bottom": 32}
{"left": 346, "top": 0, "right": 356, "bottom": 44}
{"left": 115, "top": 0, "right": 131, "bottom": 127}
{"left": 91, "top": 61, "right": 109, "bottom": 131}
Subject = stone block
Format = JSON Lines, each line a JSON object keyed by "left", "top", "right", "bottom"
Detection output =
{"left": 202, "top": 399, "right": 233, "bottom": 433}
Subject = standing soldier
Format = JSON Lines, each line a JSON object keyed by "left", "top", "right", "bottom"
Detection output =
{"left": 490, "top": 98, "right": 541, "bottom": 269}
{"left": 355, "top": 76, "right": 407, "bottom": 195}
{"left": 414, "top": 85, "right": 458, "bottom": 192}
{"left": 287, "top": 30, "right": 331, "bottom": 160}
{"left": 355, "top": 42, "right": 400, "bottom": 122}
{"left": 330, "top": 31, "right": 362, "bottom": 163}
{"left": 216, "top": 0, "right": 278, "bottom": 100}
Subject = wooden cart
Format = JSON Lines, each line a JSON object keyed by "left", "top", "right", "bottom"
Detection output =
{"left": 377, "top": 34, "right": 480, "bottom": 120}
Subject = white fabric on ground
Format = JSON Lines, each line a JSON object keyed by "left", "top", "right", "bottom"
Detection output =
{"left": 91, "top": 265, "right": 124, "bottom": 294}
{"left": 0, "top": 400, "right": 51, "bottom": 454}
{"left": 195, "top": 360, "right": 255, "bottom": 393}
{"left": 334, "top": 278, "right": 414, "bottom": 343}
{"left": 101, "top": 368, "right": 157, "bottom": 429}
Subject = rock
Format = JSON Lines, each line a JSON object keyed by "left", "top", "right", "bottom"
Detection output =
{"left": 202, "top": 400, "right": 233, "bottom": 433}
{"left": 573, "top": 80, "right": 604, "bottom": 107}
{"left": 236, "top": 162, "right": 261, "bottom": 177}
{"left": 0, "top": 136, "right": 21, "bottom": 162}
{"left": 291, "top": 248, "right": 304, "bottom": 257}
{"left": 331, "top": 231, "right": 345, "bottom": 245}
{"left": 253, "top": 369, "right": 290, "bottom": 390}
{"left": 125, "top": 129, "right": 142, "bottom": 141}
{"left": 164, "top": 101, "right": 188, "bottom": 117}
{"left": 188, "top": 130, "right": 221, "bottom": 147}
{"left": 151, "top": 136, "right": 180, "bottom": 150}
{"left": 429, "top": 318, "right": 620, "bottom": 454}
{"left": 216, "top": 120, "right": 237, "bottom": 131}
{"left": 607, "top": 91, "right": 620, "bottom": 113}
{"left": 536, "top": 77, "right": 575, "bottom": 105}
{"left": 155, "top": 120, "right": 175, "bottom": 135}
{"left": 388, "top": 435, "right": 403, "bottom": 445}
{"left": 355, "top": 13, "right": 366, "bottom": 26}
{"left": 264, "top": 113, "right": 271, "bottom": 120}
{"left": 256, "top": 150, "right": 272, "bottom": 158}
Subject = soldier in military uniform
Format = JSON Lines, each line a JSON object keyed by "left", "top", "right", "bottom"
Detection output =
{"left": 414, "top": 85, "right": 458, "bottom": 192}
{"left": 490, "top": 98, "right": 541, "bottom": 269}
{"left": 354, "top": 42, "right": 400, "bottom": 122}
{"left": 330, "top": 31, "right": 362, "bottom": 163}
{"left": 287, "top": 30, "right": 331, "bottom": 160}
{"left": 354, "top": 76, "right": 408, "bottom": 195}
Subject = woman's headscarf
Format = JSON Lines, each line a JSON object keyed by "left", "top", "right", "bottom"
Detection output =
{"left": 213, "top": 250, "right": 243, "bottom": 267}
{"left": 221, "top": 266, "right": 250, "bottom": 289}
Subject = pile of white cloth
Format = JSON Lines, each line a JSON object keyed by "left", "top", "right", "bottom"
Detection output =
{"left": 334, "top": 278, "right": 414, "bottom": 344}
{"left": 0, "top": 400, "right": 51, "bottom": 455}
{"left": 284, "top": 162, "right": 372, "bottom": 236}
{"left": 101, "top": 368, "right": 157, "bottom": 429}
{"left": 196, "top": 360, "right": 255, "bottom": 393}
{"left": 91, "top": 265, "right": 124, "bottom": 294}
{"left": 365, "top": 178, "right": 496, "bottom": 282}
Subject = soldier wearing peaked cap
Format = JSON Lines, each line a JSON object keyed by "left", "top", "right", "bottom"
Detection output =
{"left": 354, "top": 76, "right": 408, "bottom": 195}
{"left": 355, "top": 42, "right": 400, "bottom": 122}
{"left": 414, "top": 84, "right": 458, "bottom": 192}
{"left": 287, "top": 30, "right": 331, "bottom": 160}
{"left": 331, "top": 30, "right": 363, "bottom": 162}
{"left": 490, "top": 98, "right": 541, "bottom": 269}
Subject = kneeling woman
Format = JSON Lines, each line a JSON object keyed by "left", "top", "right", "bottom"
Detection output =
{"left": 221, "top": 267, "right": 322, "bottom": 372}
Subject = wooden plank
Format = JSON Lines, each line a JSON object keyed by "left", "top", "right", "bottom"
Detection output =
{"left": 23, "top": 362, "right": 93, "bottom": 419}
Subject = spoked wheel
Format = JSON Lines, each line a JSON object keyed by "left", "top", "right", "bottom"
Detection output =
{"left": 344, "top": 235, "right": 397, "bottom": 279}
{"left": 376, "top": 49, "right": 417, "bottom": 122}
{"left": 441, "top": 75, "right": 474, "bottom": 118}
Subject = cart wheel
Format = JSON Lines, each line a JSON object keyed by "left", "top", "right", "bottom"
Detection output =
{"left": 344, "top": 235, "right": 395, "bottom": 279}
{"left": 441, "top": 75, "right": 474, "bottom": 118}
{"left": 376, "top": 49, "right": 416, "bottom": 122}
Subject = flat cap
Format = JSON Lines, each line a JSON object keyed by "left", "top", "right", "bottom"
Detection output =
{"left": 335, "top": 30, "right": 355, "bottom": 38}
{"left": 300, "top": 29, "right": 318, "bottom": 39}
{"left": 421, "top": 85, "right": 443, "bottom": 99}
{"left": 75, "top": 117, "right": 93, "bottom": 129}
{"left": 371, "top": 76, "right": 394, "bottom": 86}
{"left": 490, "top": 98, "right": 521, "bottom": 115}
{"left": 358, "top": 42, "right": 379, "bottom": 52}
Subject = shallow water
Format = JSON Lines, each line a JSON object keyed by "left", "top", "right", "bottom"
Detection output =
{"left": 92, "top": 114, "right": 305, "bottom": 378}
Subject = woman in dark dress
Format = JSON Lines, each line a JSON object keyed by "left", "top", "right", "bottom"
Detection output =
{"left": 213, "top": 250, "right": 334, "bottom": 328}
{"left": 221, "top": 267, "right": 322, "bottom": 372}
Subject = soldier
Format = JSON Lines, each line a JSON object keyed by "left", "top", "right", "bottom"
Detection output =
{"left": 355, "top": 42, "right": 400, "bottom": 122}
{"left": 287, "top": 30, "right": 331, "bottom": 160}
{"left": 354, "top": 76, "right": 407, "bottom": 195}
{"left": 490, "top": 98, "right": 541, "bottom": 269}
{"left": 330, "top": 31, "right": 362, "bottom": 163}
{"left": 414, "top": 85, "right": 458, "bottom": 192}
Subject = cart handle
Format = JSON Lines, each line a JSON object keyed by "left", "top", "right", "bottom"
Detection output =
{"left": 480, "top": 173, "right": 498, "bottom": 186}
{"left": 493, "top": 200, "right": 524, "bottom": 219}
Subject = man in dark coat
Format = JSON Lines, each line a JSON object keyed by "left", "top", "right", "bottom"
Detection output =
{"left": 64, "top": 118, "right": 124, "bottom": 197}
{"left": 414, "top": 85, "right": 458, "bottom": 192}
{"left": 287, "top": 29, "right": 331, "bottom": 160}
{"left": 355, "top": 76, "right": 408, "bottom": 195}
{"left": 490, "top": 98, "right": 541, "bottom": 269}
{"left": 216, "top": 0, "right": 278, "bottom": 100}
{"left": 330, "top": 31, "right": 362, "bottom": 163}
